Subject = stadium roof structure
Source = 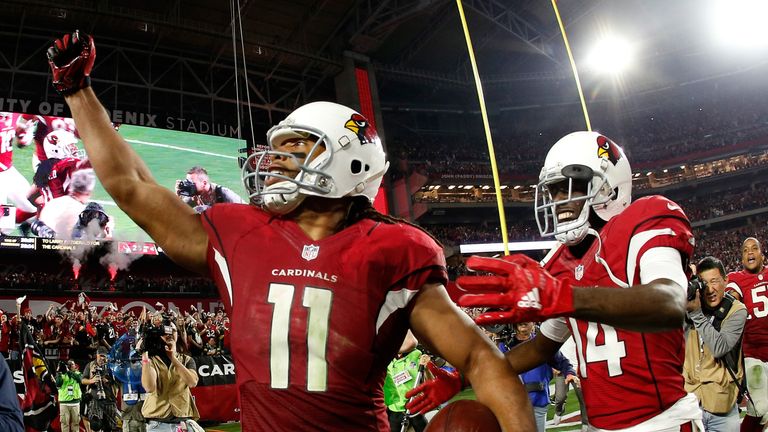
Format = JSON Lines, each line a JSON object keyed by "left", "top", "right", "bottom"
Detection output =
{"left": 3, "top": 0, "right": 754, "bottom": 113}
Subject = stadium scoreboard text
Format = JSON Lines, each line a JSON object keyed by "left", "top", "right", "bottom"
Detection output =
{"left": 0, "top": 236, "right": 158, "bottom": 255}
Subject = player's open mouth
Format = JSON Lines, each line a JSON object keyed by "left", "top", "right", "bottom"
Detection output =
{"left": 558, "top": 210, "right": 576, "bottom": 222}
{"left": 748, "top": 257, "right": 756, "bottom": 264}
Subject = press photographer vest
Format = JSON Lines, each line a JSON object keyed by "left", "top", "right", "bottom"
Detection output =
{"left": 141, "top": 354, "right": 200, "bottom": 421}
{"left": 683, "top": 295, "right": 745, "bottom": 414}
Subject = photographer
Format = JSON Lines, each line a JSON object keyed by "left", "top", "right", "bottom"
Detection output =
{"left": 140, "top": 316, "right": 200, "bottom": 431}
{"left": 82, "top": 347, "right": 118, "bottom": 432}
{"left": 56, "top": 360, "right": 83, "bottom": 432}
{"left": 174, "top": 166, "right": 243, "bottom": 213}
{"left": 684, "top": 256, "right": 747, "bottom": 430}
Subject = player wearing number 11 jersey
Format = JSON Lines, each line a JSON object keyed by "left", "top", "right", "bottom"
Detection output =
{"left": 408, "top": 132, "right": 703, "bottom": 431}
{"left": 48, "top": 30, "right": 535, "bottom": 432}
{"left": 725, "top": 237, "right": 768, "bottom": 430}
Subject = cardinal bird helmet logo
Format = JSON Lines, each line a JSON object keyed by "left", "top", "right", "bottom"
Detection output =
{"left": 596, "top": 135, "right": 621, "bottom": 166}
{"left": 344, "top": 113, "right": 378, "bottom": 145}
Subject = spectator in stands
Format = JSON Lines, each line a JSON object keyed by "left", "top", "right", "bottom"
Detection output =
{"left": 175, "top": 166, "right": 244, "bottom": 213}
{"left": 725, "top": 238, "right": 768, "bottom": 431}
{"left": 140, "top": 318, "right": 200, "bottom": 431}
{"left": 684, "top": 256, "right": 746, "bottom": 430}
{"left": 0, "top": 313, "right": 11, "bottom": 359}
{"left": 0, "top": 355, "right": 23, "bottom": 432}
{"left": 56, "top": 359, "right": 83, "bottom": 432}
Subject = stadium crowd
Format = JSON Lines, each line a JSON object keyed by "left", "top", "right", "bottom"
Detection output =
{"left": 1, "top": 294, "right": 230, "bottom": 364}
{"left": 0, "top": 272, "right": 216, "bottom": 294}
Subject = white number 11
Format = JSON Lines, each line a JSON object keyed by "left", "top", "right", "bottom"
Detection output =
{"left": 268, "top": 283, "right": 333, "bottom": 391}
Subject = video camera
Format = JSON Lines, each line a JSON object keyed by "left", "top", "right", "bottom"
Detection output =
{"left": 137, "top": 312, "right": 176, "bottom": 358}
{"left": 177, "top": 179, "right": 197, "bottom": 197}
{"left": 687, "top": 275, "right": 707, "bottom": 301}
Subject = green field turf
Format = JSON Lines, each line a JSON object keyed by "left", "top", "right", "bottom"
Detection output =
{"left": 13, "top": 124, "right": 247, "bottom": 240}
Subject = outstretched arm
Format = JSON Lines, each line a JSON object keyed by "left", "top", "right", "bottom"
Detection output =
{"left": 54, "top": 63, "right": 209, "bottom": 273}
{"left": 409, "top": 283, "right": 535, "bottom": 432}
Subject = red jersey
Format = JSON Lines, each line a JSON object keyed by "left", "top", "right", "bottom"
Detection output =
{"left": 726, "top": 267, "right": 768, "bottom": 360}
{"left": 543, "top": 196, "right": 694, "bottom": 430}
{"left": 34, "top": 157, "right": 89, "bottom": 202}
{"left": 202, "top": 204, "right": 446, "bottom": 432}
{"left": 0, "top": 114, "right": 16, "bottom": 172}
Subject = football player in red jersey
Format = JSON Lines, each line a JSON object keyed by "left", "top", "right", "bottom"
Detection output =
{"left": 725, "top": 237, "right": 768, "bottom": 431}
{"left": 47, "top": 31, "right": 535, "bottom": 431}
{"left": 0, "top": 112, "right": 38, "bottom": 229}
{"left": 407, "top": 132, "right": 702, "bottom": 431}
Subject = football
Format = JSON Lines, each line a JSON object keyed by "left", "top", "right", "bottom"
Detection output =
{"left": 424, "top": 399, "right": 502, "bottom": 432}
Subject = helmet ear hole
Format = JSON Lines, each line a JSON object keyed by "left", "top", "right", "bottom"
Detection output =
{"left": 364, "top": 164, "right": 370, "bottom": 172}
{"left": 350, "top": 159, "right": 363, "bottom": 174}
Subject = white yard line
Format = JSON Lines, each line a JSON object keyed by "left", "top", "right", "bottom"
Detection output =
{"left": 126, "top": 139, "right": 238, "bottom": 159}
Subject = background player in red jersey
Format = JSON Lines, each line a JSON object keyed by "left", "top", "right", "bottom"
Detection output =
{"left": 47, "top": 31, "right": 535, "bottom": 431}
{"left": 0, "top": 112, "right": 39, "bottom": 231}
{"left": 408, "top": 132, "right": 702, "bottom": 431}
{"left": 725, "top": 237, "right": 768, "bottom": 431}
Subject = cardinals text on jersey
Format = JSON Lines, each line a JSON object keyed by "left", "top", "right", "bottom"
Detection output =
{"left": 201, "top": 203, "right": 447, "bottom": 432}
{"left": 542, "top": 195, "right": 694, "bottom": 430}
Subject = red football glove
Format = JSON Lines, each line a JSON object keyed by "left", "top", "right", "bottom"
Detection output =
{"left": 405, "top": 363, "right": 462, "bottom": 415}
{"left": 47, "top": 30, "right": 96, "bottom": 96}
{"left": 457, "top": 254, "right": 575, "bottom": 325}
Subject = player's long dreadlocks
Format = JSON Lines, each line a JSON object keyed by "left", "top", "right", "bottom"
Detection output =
{"left": 340, "top": 196, "right": 442, "bottom": 246}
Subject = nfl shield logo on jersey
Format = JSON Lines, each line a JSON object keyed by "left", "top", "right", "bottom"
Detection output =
{"left": 301, "top": 244, "right": 320, "bottom": 261}
{"left": 575, "top": 264, "right": 584, "bottom": 281}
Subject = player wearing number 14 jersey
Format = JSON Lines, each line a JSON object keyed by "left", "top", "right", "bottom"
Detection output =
{"left": 725, "top": 237, "right": 768, "bottom": 430}
{"left": 48, "top": 31, "right": 535, "bottom": 432}
{"left": 414, "top": 132, "right": 702, "bottom": 431}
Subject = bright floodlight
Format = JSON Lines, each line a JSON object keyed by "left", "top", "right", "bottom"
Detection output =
{"left": 586, "top": 36, "right": 634, "bottom": 75}
{"left": 711, "top": 0, "right": 768, "bottom": 49}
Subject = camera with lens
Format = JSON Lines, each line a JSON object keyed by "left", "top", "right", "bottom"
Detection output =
{"left": 92, "top": 364, "right": 107, "bottom": 400}
{"left": 687, "top": 275, "right": 707, "bottom": 301}
{"left": 177, "top": 179, "right": 197, "bottom": 197}
{"left": 137, "top": 312, "right": 176, "bottom": 358}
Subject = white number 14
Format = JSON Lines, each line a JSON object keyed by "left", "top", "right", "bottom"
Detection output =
{"left": 569, "top": 319, "right": 627, "bottom": 378}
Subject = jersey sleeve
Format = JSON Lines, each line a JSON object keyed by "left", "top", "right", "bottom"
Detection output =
{"left": 389, "top": 225, "right": 448, "bottom": 292}
{"left": 623, "top": 196, "right": 695, "bottom": 284}
{"left": 725, "top": 273, "right": 743, "bottom": 298}
{"left": 201, "top": 205, "right": 237, "bottom": 312}
{"left": 539, "top": 317, "right": 571, "bottom": 343}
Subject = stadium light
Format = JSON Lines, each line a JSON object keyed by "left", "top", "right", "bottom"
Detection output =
{"left": 585, "top": 35, "right": 635, "bottom": 75}
{"left": 710, "top": 0, "right": 768, "bottom": 50}
{"left": 448, "top": 185, "right": 456, "bottom": 190}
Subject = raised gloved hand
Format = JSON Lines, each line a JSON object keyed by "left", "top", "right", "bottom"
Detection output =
{"left": 457, "top": 254, "right": 575, "bottom": 325}
{"left": 47, "top": 30, "right": 96, "bottom": 96}
{"left": 405, "top": 363, "right": 463, "bottom": 415}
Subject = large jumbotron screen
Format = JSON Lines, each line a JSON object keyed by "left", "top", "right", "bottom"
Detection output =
{"left": 3, "top": 113, "right": 247, "bottom": 247}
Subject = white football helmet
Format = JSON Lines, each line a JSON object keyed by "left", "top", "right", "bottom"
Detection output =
{"left": 241, "top": 101, "right": 389, "bottom": 214}
{"left": 43, "top": 130, "right": 81, "bottom": 159}
{"left": 535, "top": 131, "right": 632, "bottom": 245}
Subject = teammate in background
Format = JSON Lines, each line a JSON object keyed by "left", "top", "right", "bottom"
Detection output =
{"left": 48, "top": 31, "right": 535, "bottom": 431}
{"left": 0, "top": 111, "right": 39, "bottom": 230}
{"left": 175, "top": 166, "right": 244, "bottom": 213}
{"left": 408, "top": 132, "right": 702, "bottom": 430}
{"left": 725, "top": 237, "right": 768, "bottom": 431}
{"left": 30, "top": 130, "right": 90, "bottom": 206}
